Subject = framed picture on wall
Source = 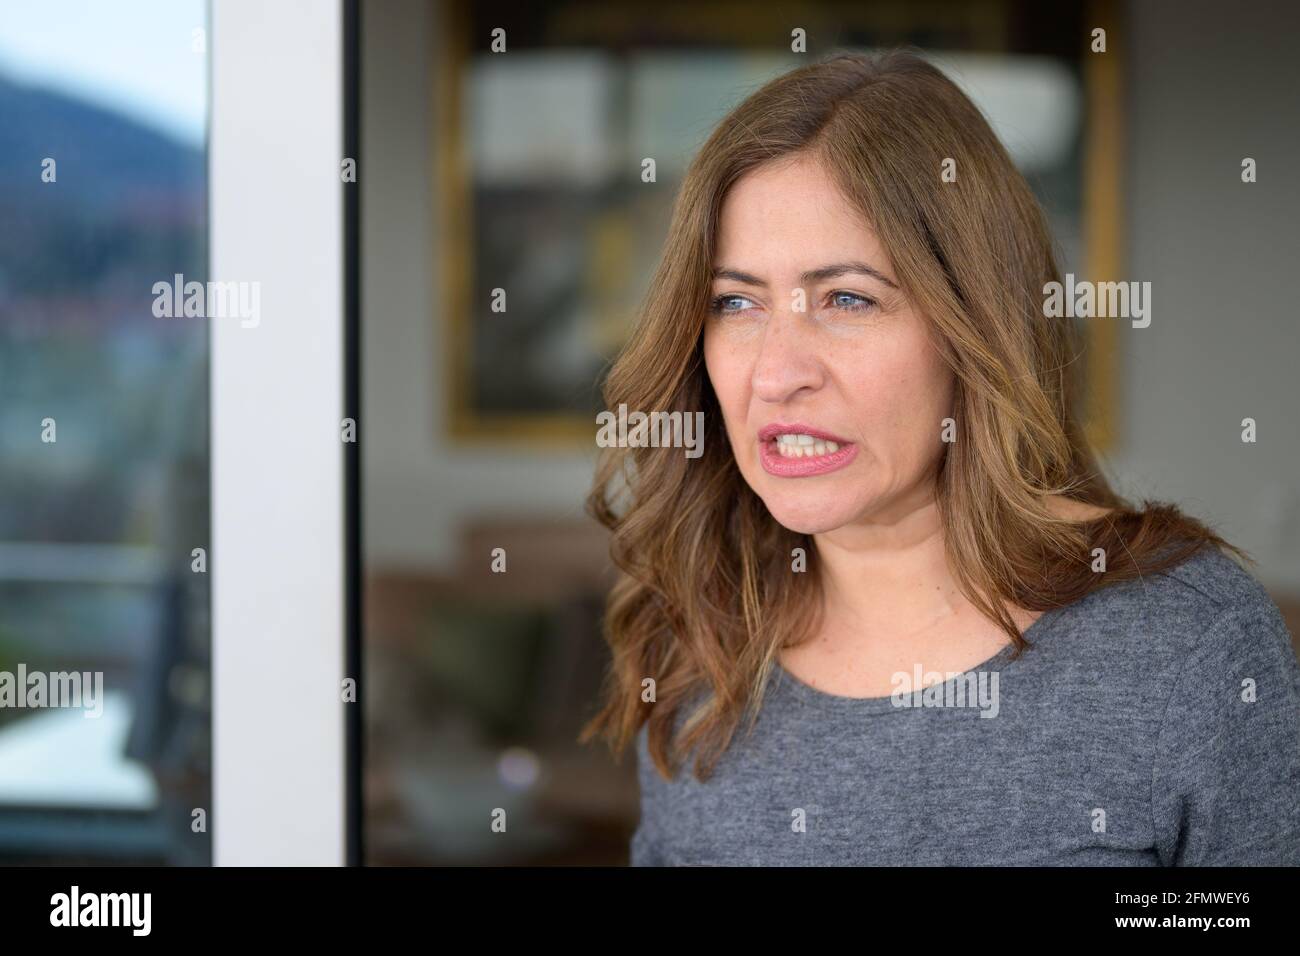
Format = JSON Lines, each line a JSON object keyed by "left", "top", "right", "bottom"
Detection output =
{"left": 436, "top": 0, "right": 1123, "bottom": 450}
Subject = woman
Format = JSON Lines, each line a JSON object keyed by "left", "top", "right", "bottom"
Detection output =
{"left": 581, "top": 50, "right": 1300, "bottom": 865}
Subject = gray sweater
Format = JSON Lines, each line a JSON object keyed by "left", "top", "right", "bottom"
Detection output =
{"left": 631, "top": 547, "right": 1300, "bottom": 865}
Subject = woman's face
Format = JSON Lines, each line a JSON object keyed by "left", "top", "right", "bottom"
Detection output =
{"left": 703, "top": 152, "right": 956, "bottom": 535}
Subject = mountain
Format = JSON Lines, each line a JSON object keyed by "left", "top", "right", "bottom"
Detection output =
{"left": 0, "top": 71, "right": 205, "bottom": 305}
{"left": 0, "top": 72, "right": 204, "bottom": 210}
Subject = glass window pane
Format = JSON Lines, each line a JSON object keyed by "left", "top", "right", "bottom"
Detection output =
{"left": 0, "top": 0, "right": 210, "bottom": 865}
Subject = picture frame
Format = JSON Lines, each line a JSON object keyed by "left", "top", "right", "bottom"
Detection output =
{"left": 436, "top": 0, "right": 1123, "bottom": 452}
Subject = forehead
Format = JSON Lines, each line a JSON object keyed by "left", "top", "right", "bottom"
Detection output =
{"left": 714, "top": 153, "right": 887, "bottom": 270}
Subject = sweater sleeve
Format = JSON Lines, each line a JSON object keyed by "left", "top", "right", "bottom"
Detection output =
{"left": 629, "top": 723, "right": 667, "bottom": 866}
{"left": 1151, "top": 600, "right": 1300, "bottom": 865}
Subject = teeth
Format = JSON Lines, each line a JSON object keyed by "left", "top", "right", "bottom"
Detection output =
{"left": 771, "top": 433, "right": 844, "bottom": 457}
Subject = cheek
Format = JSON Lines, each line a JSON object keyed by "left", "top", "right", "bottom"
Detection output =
{"left": 703, "top": 328, "right": 750, "bottom": 424}
{"left": 837, "top": 334, "right": 953, "bottom": 457}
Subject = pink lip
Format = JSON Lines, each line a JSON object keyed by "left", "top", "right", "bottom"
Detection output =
{"left": 757, "top": 422, "right": 858, "bottom": 478}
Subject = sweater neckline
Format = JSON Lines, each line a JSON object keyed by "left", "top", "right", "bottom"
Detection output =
{"left": 770, "top": 604, "right": 1064, "bottom": 715}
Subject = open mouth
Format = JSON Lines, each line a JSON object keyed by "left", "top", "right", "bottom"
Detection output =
{"left": 771, "top": 433, "right": 844, "bottom": 458}
{"left": 757, "top": 425, "right": 858, "bottom": 477}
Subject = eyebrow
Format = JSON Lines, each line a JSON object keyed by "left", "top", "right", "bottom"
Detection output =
{"left": 711, "top": 261, "right": 898, "bottom": 290}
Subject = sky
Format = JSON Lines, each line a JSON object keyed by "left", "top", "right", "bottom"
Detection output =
{"left": 0, "top": 0, "right": 207, "bottom": 146}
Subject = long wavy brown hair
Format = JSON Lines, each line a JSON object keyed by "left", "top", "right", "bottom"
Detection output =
{"left": 580, "top": 49, "right": 1242, "bottom": 782}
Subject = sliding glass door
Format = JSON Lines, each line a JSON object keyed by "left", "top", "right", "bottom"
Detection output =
{"left": 0, "top": 0, "right": 355, "bottom": 866}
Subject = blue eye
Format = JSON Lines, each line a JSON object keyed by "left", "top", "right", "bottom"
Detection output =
{"left": 709, "top": 294, "right": 757, "bottom": 314}
{"left": 829, "top": 291, "right": 877, "bottom": 312}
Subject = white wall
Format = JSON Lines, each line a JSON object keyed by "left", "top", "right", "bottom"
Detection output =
{"left": 1108, "top": 0, "right": 1300, "bottom": 592}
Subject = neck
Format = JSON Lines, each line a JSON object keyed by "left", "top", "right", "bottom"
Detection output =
{"left": 812, "top": 488, "right": 969, "bottom": 640}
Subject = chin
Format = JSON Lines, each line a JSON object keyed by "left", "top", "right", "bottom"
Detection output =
{"left": 758, "top": 490, "right": 864, "bottom": 536}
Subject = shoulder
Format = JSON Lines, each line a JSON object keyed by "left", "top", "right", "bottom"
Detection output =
{"left": 1096, "top": 544, "right": 1274, "bottom": 623}
{"left": 1134, "top": 545, "right": 1298, "bottom": 705}
{"left": 1030, "top": 545, "right": 1300, "bottom": 863}
{"left": 1041, "top": 545, "right": 1293, "bottom": 673}
{"left": 1109, "top": 549, "right": 1300, "bottom": 864}
{"left": 1035, "top": 545, "right": 1299, "bottom": 764}
{"left": 1154, "top": 544, "right": 1275, "bottom": 612}
{"left": 1023, "top": 545, "right": 1298, "bottom": 737}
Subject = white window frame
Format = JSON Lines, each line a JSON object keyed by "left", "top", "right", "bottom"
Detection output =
{"left": 209, "top": 0, "right": 347, "bottom": 866}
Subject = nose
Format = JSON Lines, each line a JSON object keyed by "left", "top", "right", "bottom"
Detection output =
{"left": 751, "top": 307, "right": 824, "bottom": 405}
